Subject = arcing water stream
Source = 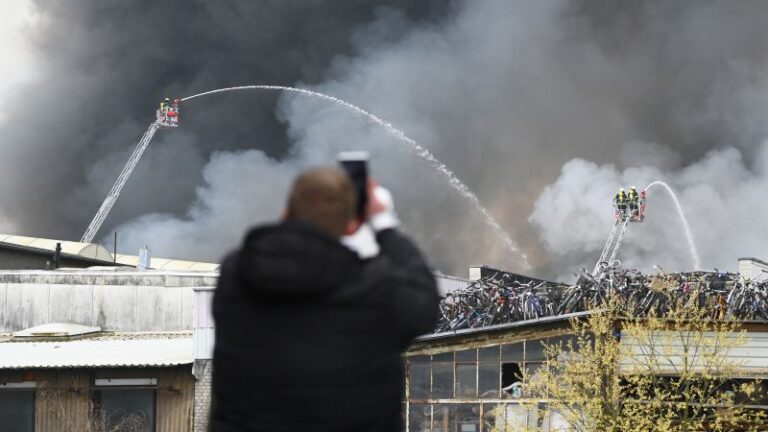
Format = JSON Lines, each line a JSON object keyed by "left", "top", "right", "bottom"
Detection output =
{"left": 182, "top": 86, "right": 528, "bottom": 268}
{"left": 644, "top": 180, "right": 701, "bottom": 270}
{"left": 84, "top": 85, "right": 528, "bottom": 268}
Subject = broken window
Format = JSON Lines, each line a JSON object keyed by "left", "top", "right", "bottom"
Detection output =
{"left": 501, "top": 363, "right": 524, "bottom": 398}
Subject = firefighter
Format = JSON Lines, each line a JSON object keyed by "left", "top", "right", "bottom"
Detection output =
{"left": 628, "top": 186, "right": 640, "bottom": 217}
{"left": 615, "top": 187, "right": 628, "bottom": 217}
{"left": 165, "top": 98, "right": 179, "bottom": 126}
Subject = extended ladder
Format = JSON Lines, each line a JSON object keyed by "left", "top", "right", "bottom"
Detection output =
{"left": 592, "top": 215, "right": 631, "bottom": 276}
{"left": 80, "top": 122, "right": 160, "bottom": 243}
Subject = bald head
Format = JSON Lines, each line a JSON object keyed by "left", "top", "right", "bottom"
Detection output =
{"left": 286, "top": 168, "right": 357, "bottom": 237}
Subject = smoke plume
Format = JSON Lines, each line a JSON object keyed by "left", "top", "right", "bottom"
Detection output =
{"left": 2, "top": 1, "right": 768, "bottom": 279}
{"left": 531, "top": 142, "right": 768, "bottom": 280}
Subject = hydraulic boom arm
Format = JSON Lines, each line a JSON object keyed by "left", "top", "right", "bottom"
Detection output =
{"left": 80, "top": 122, "right": 160, "bottom": 243}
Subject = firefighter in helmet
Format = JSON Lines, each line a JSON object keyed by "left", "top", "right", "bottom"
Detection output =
{"left": 628, "top": 186, "right": 640, "bottom": 217}
{"left": 614, "top": 187, "right": 628, "bottom": 217}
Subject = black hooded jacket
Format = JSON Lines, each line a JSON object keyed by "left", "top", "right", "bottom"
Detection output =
{"left": 212, "top": 220, "right": 439, "bottom": 432}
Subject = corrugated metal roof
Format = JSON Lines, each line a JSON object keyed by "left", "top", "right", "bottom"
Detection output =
{"left": 0, "top": 333, "right": 192, "bottom": 369}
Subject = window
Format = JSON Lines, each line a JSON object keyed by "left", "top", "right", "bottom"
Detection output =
{"left": 0, "top": 388, "right": 35, "bottom": 432}
{"left": 432, "top": 362, "right": 454, "bottom": 399}
{"left": 479, "top": 346, "right": 500, "bottom": 399}
{"left": 524, "top": 362, "right": 545, "bottom": 381}
{"left": 409, "top": 404, "right": 431, "bottom": 432}
{"left": 93, "top": 380, "right": 156, "bottom": 432}
{"left": 456, "top": 404, "right": 481, "bottom": 432}
{"left": 501, "top": 343, "right": 524, "bottom": 362}
{"left": 433, "top": 404, "right": 456, "bottom": 432}
{"left": 455, "top": 363, "right": 477, "bottom": 398}
{"left": 482, "top": 403, "right": 498, "bottom": 430}
{"left": 478, "top": 361, "right": 500, "bottom": 399}
{"left": 501, "top": 363, "right": 524, "bottom": 398}
{"left": 525, "top": 339, "right": 546, "bottom": 362}
{"left": 409, "top": 362, "right": 430, "bottom": 400}
{"left": 478, "top": 346, "right": 499, "bottom": 363}
{"left": 455, "top": 349, "right": 477, "bottom": 362}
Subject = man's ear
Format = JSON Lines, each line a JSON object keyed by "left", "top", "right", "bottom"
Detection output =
{"left": 345, "top": 219, "right": 362, "bottom": 236}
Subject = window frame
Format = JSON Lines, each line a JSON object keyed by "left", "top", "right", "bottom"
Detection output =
{"left": 91, "top": 377, "right": 158, "bottom": 432}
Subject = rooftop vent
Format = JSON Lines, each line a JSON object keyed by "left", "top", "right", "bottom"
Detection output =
{"left": 12, "top": 323, "right": 101, "bottom": 338}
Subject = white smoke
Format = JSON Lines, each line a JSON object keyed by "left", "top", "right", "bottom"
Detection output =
{"left": 531, "top": 142, "right": 768, "bottom": 280}
{"left": 113, "top": 149, "right": 297, "bottom": 261}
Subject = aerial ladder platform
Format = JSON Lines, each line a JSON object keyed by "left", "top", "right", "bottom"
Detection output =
{"left": 591, "top": 189, "right": 647, "bottom": 276}
{"left": 80, "top": 98, "right": 180, "bottom": 244}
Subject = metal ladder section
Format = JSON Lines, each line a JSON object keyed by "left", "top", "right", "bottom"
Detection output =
{"left": 592, "top": 216, "right": 631, "bottom": 276}
{"left": 80, "top": 121, "right": 160, "bottom": 243}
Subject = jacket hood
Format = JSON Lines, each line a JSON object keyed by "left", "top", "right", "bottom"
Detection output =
{"left": 235, "top": 220, "right": 362, "bottom": 301}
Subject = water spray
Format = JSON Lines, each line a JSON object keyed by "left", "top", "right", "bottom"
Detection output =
{"left": 82, "top": 86, "right": 528, "bottom": 268}
{"left": 644, "top": 181, "right": 701, "bottom": 270}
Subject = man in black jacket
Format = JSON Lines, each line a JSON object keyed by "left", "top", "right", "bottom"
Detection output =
{"left": 212, "top": 168, "right": 439, "bottom": 432}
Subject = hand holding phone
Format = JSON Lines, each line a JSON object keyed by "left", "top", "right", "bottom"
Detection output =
{"left": 337, "top": 151, "right": 369, "bottom": 219}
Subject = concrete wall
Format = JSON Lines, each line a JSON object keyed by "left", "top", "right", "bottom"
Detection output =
{"left": 0, "top": 270, "right": 216, "bottom": 332}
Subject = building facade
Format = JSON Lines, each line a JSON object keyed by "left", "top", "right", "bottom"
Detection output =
{"left": 402, "top": 313, "right": 582, "bottom": 432}
{"left": 401, "top": 313, "right": 768, "bottom": 431}
{"left": 0, "top": 268, "right": 216, "bottom": 431}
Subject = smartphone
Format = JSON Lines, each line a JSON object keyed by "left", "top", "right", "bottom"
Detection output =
{"left": 337, "top": 151, "right": 369, "bottom": 218}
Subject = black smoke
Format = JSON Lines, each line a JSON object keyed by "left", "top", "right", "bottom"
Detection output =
{"left": 3, "top": 1, "right": 768, "bottom": 278}
{"left": 0, "top": 0, "right": 448, "bottom": 240}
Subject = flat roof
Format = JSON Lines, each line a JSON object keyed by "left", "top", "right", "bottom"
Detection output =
{"left": 416, "top": 310, "right": 594, "bottom": 343}
{"left": 0, "top": 233, "right": 219, "bottom": 272}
